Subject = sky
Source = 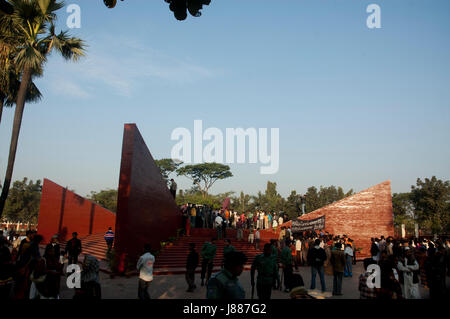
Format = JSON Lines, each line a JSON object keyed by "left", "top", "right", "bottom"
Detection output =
{"left": 0, "top": 0, "right": 449, "bottom": 198}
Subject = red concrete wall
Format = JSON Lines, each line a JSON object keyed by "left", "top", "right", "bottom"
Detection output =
{"left": 37, "top": 179, "right": 116, "bottom": 243}
{"left": 114, "top": 124, "right": 181, "bottom": 261}
{"left": 266, "top": 181, "right": 394, "bottom": 258}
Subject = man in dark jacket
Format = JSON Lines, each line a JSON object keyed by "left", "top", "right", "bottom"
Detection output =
{"left": 307, "top": 239, "right": 327, "bottom": 292}
{"left": 186, "top": 243, "right": 199, "bottom": 292}
{"left": 330, "top": 242, "right": 346, "bottom": 295}
{"left": 65, "top": 232, "right": 82, "bottom": 265}
{"left": 44, "top": 235, "right": 61, "bottom": 260}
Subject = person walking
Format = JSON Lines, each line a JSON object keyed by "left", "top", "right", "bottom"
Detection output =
{"left": 185, "top": 243, "right": 199, "bottom": 292}
{"left": 330, "top": 242, "right": 346, "bottom": 296}
{"left": 169, "top": 179, "right": 177, "bottom": 199}
{"left": 280, "top": 242, "right": 294, "bottom": 292}
{"left": 65, "top": 232, "right": 82, "bottom": 265}
{"left": 215, "top": 214, "right": 223, "bottom": 239}
{"left": 207, "top": 251, "right": 247, "bottom": 299}
{"left": 295, "top": 237, "right": 302, "bottom": 267}
{"left": 255, "top": 229, "right": 261, "bottom": 250}
{"left": 104, "top": 227, "right": 114, "bottom": 253}
{"left": 397, "top": 248, "right": 420, "bottom": 299}
{"left": 200, "top": 238, "right": 217, "bottom": 286}
{"left": 136, "top": 244, "right": 155, "bottom": 300}
{"left": 74, "top": 255, "right": 101, "bottom": 299}
{"left": 358, "top": 258, "right": 378, "bottom": 299}
{"left": 251, "top": 243, "right": 280, "bottom": 300}
{"left": 344, "top": 243, "right": 353, "bottom": 277}
{"left": 307, "top": 239, "right": 327, "bottom": 292}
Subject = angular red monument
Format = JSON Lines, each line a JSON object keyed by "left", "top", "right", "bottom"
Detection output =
{"left": 283, "top": 181, "right": 394, "bottom": 258}
{"left": 114, "top": 124, "right": 181, "bottom": 261}
{"left": 37, "top": 178, "right": 116, "bottom": 243}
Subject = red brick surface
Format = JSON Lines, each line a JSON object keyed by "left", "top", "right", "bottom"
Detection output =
{"left": 268, "top": 181, "right": 394, "bottom": 258}
{"left": 114, "top": 124, "right": 181, "bottom": 261}
{"left": 37, "top": 179, "right": 116, "bottom": 244}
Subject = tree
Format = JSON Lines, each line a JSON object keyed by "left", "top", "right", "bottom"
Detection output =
{"left": 392, "top": 192, "right": 416, "bottom": 232}
{"left": 0, "top": 13, "right": 42, "bottom": 126}
{"left": 410, "top": 176, "right": 450, "bottom": 234}
{"left": 263, "top": 181, "right": 285, "bottom": 212}
{"left": 3, "top": 177, "right": 41, "bottom": 224}
{"left": 0, "top": 0, "right": 86, "bottom": 218}
{"left": 176, "top": 162, "right": 232, "bottom": 198}
{"left": 231, "top": 191, "right": 251, "bottom": 212}
{"left": 304, "top": 185, "right": 353, "bottom": 214}
{"left": 155, "top": 158, "right": 182, "bottom": 185}
{"left": 87, "top": 189, "right": 118, "bottom": 213}
{"left": 284, "top": 190, "right": 302, "bottom": 220}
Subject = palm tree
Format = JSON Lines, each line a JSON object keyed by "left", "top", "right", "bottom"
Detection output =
{"left": 0, "top": 0, "right": 86, "bottom": 217}
{"left": 0, "top": 41, "right": 42, "bottom": 125}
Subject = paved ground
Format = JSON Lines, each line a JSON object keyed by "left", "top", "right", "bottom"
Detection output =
{"left": 59, "top": 262, "right": 436, "bottom": 299}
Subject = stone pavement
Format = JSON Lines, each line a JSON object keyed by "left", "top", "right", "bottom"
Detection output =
{"left": 59, "top": 262, "right": 435, "bottom": 299}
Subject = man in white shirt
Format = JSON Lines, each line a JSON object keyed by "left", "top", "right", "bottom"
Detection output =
{"left": 215, "top": 214, "right": 223, "bottom": 239}
{"left": 295, "top": 237, "right": 302, "bottom": 267}
{"left": 255, "top": 229, "right": 261, "bottom": 250}
{"left": 344, "top": 244, "right": 354, "bottom": 277}
{"left": 137, "top": 244, "right": 155, "bottom": 299}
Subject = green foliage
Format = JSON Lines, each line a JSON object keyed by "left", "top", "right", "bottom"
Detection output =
{"left": 410, "top": 176, "right": 450, "bottom": 234}
{"left": 155, "top": 158, "right": 182, "bottom": 185}
{"left": 87, "top": 189, "right": 117, "bottom": 212}
{"left": 284, "top": 190, "right": 302, "bottom": 220}
{"left": 304, "top": 185, "right": 353, "bottom": 214}
{"left": 392, "top": 192, "right": 416, "bottom": 232}
{"left": 3, "top": 177, "right": 41, "bottom": 224}
{"left": 176, "top": 162, "right": 232, "bottom": 198}
{"left": 176, "top": 187, "right": 233, "bottom": 209}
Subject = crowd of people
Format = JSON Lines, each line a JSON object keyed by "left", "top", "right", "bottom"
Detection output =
{"left": 0, "top": 228, "right": 101, "bottom": 299}
{"left": 1, "top": 223, "right": 449, "bottom": 300}
{"left": 183, "top": 228, "right": 450, "bottom": 300}
{"left": 180, "top": 203, "right": 291, "bottom": 237}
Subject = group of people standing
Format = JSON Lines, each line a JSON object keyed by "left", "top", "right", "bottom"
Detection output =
{"left": 0, "top": 228, "right": 102, "bottom": 299}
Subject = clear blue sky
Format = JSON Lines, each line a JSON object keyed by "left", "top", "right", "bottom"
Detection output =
{"left": 0, "top": 0, "right": 449, "bottom": 197}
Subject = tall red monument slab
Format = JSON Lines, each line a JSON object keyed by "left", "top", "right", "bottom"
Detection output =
{"left": 295, "top": 180, "right": 394, "bottom": 257}
{"left": 37, "top": 178, "right": 116, "bottom": 243}
{"left": 114, "top": 124, "right": 181, "bottom": 261}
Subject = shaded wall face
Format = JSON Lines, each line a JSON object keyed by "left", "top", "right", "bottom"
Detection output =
{"left": 299, "top": 181, "right": 394, "bottom": 257}
{"left": 37, "top": 179, "right": 116, "bottom": 243}
{"left": 115, "top": 124, "right": 181, "bottom": 261}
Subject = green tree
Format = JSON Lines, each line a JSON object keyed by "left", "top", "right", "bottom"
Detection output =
{"left": 4, "top": 177, "right": 41, "bottom": 224}
{"left": 87, "top": 189, "right": 118, "bottom": 213}
{"left": 392, "top": 192, "right": 415, "bottom": 232}
{"left": 284, "top": 190, "right": 302, "bottom": 220}
{"left": 0, "top": 0, "right": 86, "bottom": 218}
{"left": 410, "top": 176, "right": 450, "bottom": 234}
{"left": 304, "top": 185, "right": 353, "bottom": 214}
{"left": 263, "top": 181, "right": 285, "bottom": 212}
{"left": 305, "top": 186, "right": 320, "bottom": 213}
{"left": 155, "top": 158, "right": 182, "bottom": 185}
{"left": 0, "top": 13, "right": 42, "bottom": 126}
{"left": 176, "top": 162, "right": 232, "bottom": 198}
{"left": 231, "top": 191, "right": 251, "bottom": 212}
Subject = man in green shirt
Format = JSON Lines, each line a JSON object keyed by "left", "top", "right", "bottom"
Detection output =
{"left": 251, "top": 243, "right": 280, "bottom": 300}
{"left": 201, "top": 238, "right": 217, "bottom": 286}
{"left": 280, "top": 241, "right": 294, "bottom": 292}
{"left": 206, "top": 251, "right": 247, "bottom": 299}
{"left": 222, "top": 239, "right": 235, "bottom": 268}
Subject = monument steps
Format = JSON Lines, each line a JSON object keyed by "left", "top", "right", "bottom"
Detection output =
{"left": 57, "top": 228, "right": 279, "bottom": 275}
